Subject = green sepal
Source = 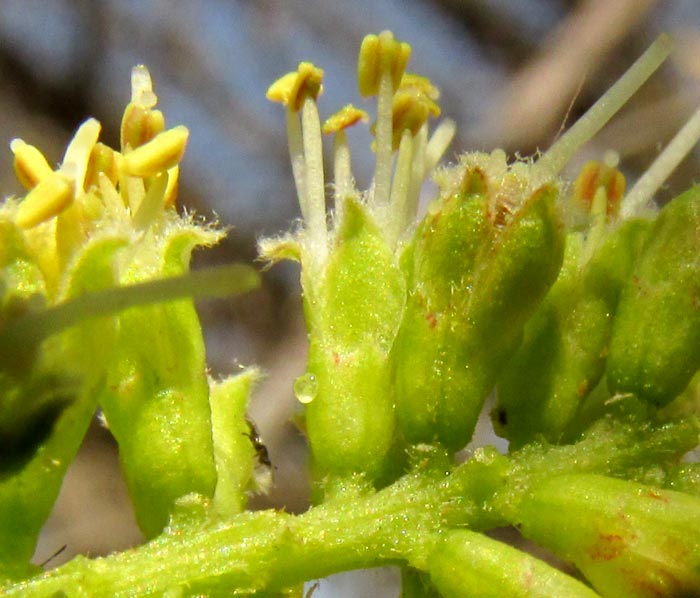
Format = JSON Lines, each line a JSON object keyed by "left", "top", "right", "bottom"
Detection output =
{"left": 0, "top": 234, "right": 126, "bottom": 578}
{"left": 395, "top": 174, "right": 564, "bottom": 450}
{"left": 99, "top": 227, "right": 219, "bottom": 537}
{"left": 304, "top": 197, "right": 404, "bottom": 480}
{"left": 495, "top": 218, "right": 650, "bottom": 447}
{"left": 517, "top": 474, "right": 700, "bottom": 598}
{"left": 607, "top": 186, "right": 700, "bottom": 406}
{"left": 210, "top": 368, "right": 260, "bottom": 516}
{"left": 427, "top": 529, "right": 602, "bottom": 598}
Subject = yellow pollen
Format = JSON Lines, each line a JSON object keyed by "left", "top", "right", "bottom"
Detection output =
{"left": 388, "top": 89, "right": 440, "bottom": 150}
{"left": 11, "top": 139, "right": 54, "bottom": 190}
{"left": 322, "top": 105, "right": 369, "bottom": 135}
{"left": 121, "top": 125, "right": 189, "bottom": 178}
{"left": 399, "top": 73, "right": 440, "bottom": 101}
{"left": 16, "top": 171, "right": 75, "bottom": 228}
{"left": 357, "top": 31, "right": 411, "bottom": 97}
{"left": 266, "top": 62, "right": 324, "bottom": 112}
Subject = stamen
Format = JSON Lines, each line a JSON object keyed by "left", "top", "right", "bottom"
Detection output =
{"left": 15, "top": 171, "right": 75, "bottom": 229}
{"left": 121, "top": 125, "right": 189, "bottom": 178}
{"left": 323, "top": 105, "right": 368, "bottom": 210}
{"left": 332, "top": 131, "right": 352, "bottom": 209}
{"left": 163, "top": 166, "right": 180, "bottom": 208}
{"left": 373, "top": 69, "right": 395, "bottom": 206}
{"left": 406, "top": 123, "right": 428, "bottom": 222}
{"left": 387, "top": 129, "right": 414, "bottom": 246}
{"left": 286, "top": 110, "right": 308, "bottom": 214}
{"left": 300, "top": 98, "right": 327, "bottom": 259}
{"left": 84, "top": 142, "right": 120, "bottom": 191}
{"left": 424, "top": 119, "right": 456, "bottom": 175}
{"left": 358, "top": 32, "right": 411, "bottom": 207}
{"left": 62, "top": 118, "right": 102, "bottom": 192}
{"left": 621, "top": 101, "right": 700, "bottom": 218}
{"left": 536, "top": 33, "right": 671, "bottom": 181}
{"left": 131, "top": 64, "right": 158, "bottom": 108}
{"left": 132, "top": 171, "right": 168, "bottom": 229}
{"left": 581, "top": 186, "right": 610, "bottom": 264}
{"left": 266, "top": 63, "right": 324, "bottom": 113}
{"left": 10, "top": 140, "right": 53, "bottom": 190}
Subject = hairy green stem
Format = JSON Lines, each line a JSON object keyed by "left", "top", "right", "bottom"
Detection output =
{"left": 6, "top": 419, "right": 696, "bottom": 597}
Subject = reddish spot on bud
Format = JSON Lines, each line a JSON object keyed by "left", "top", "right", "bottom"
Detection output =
{"left": 588, "top": 532, "right": 626, "bottom": 561}
{"left": 644, "top": 490, "right": 670, "bottom": 503}
{"left": 425, "top": 312, "right": 437, "bottom": 328}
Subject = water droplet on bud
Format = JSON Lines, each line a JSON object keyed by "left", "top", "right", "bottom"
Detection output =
{"left": 293, "top": 373, "right": 318, "bottom": 404}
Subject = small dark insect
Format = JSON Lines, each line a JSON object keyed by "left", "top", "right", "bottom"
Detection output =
{"left": 244, "top": 417, "right": 272, "bottom": 468}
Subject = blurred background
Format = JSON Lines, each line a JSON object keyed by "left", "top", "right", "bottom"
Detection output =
{"left": 1, "top": 0, "right": 699, "bottom": 594}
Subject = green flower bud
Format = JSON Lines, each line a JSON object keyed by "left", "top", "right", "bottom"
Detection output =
{"left": 517, "top": 474, "right": 700, "bottom": 598}
{"left": 607, "top": 186, "right": 700, "bottom": 406}
{"left": 304, "top": 197, "right": 404, "bottom": 480}
{"left": 99, "top": 228, "right": 219, "bottom": 537}
{"left": 394, "top": 160, "right": 564, "bottom": 450}
{"left": 495, "top": 218, "right": 650, "bottom": 447}
{"left": 428, "top": 529, "right": 602, "bottom": 598}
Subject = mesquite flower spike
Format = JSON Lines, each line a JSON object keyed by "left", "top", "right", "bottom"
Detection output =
{"left": 516, "top": 474, "right": 700, "bottom": 597}
{"left": 262, "top": 32, "right": 686, "bottom": 478}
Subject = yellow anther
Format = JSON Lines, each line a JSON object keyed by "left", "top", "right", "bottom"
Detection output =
{"left": 16, "top": 171, "right": 75, "bottom": 228}
{"left": 121, "top": 103, "right": 166, "bottom": 152}
{"left": 322, "top": 105, "right": 369, "bottom": 135}
{"left": 357, "top": 31, "right": 411, "bottom": 97}
{"left": 266, "top": 62, "right": 324, "bottom": 112}
{"left": 11, "top": 139, "right": 53, "bottom": 190}
{"left": 389, "top": 89, "right": 440, "bottom": 149}
{"left": 84, "top": 142, "right": 120, "bottom": 190}
{"left": 121, "top": 125, "right": 189, "bottom": 178}
{"left": 399, "top": 73, "right": 440, "bottom": 101}
{"left": 574, "top": 160, "right": 626, "bottom": 216}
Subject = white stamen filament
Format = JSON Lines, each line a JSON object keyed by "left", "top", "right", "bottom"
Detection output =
{"left": 333, "top": 129, "right": 353, "bottom": 213}
{"left": 406, "top": 123, "right": 428, "bottom": 224}
{"left": 621, "top": 101, "right": 700, "bottom": 218}
{"left": 387, "top": 129, "right": 415, "bottom": 247}
{"left": 536, "top": 33, "right": 671, "bottom": 182}
{"left": 372, "top": 70, "right": 395, "bottom": 206}
{"left": 301, "top": 97, "right": 327, "bottom": 261}
{"left": 286, "top": 110, "right": 307, "bottom": 218}
{"left": 582, "top": 186, "right": 609, "bottom": 264}
{"left": 424, "top": 119, "right": 456, "bottom": 175}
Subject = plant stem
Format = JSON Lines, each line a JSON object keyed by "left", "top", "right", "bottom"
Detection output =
{"left": 7, "top": 420, "right": 696, "bottom": 597}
